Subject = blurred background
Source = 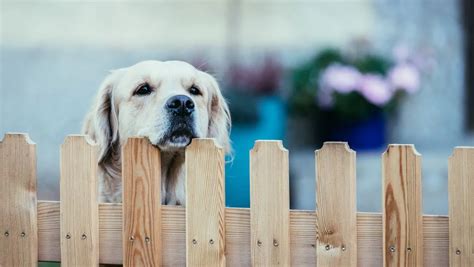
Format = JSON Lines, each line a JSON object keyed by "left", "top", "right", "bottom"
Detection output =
{"left": 1, "top": 0, "right": 472, "bottom": 214}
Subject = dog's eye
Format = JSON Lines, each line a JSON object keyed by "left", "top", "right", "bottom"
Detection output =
{"left": 134, "top": 83, "right": 153, "bottom": 96}
{"left": 189, "top": 85, "right": 201, "bottom": 96}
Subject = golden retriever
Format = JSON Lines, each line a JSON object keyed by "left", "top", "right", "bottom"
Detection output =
{"left": 82, "top": 60, "right": 231, "bottom": 205}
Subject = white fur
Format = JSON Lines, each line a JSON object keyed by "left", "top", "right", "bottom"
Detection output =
{"left": 82, "top": 60, "right": 231, "bottom": 204}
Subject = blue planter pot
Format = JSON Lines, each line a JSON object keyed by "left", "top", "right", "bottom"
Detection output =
{"left": 329, "top": 113, "right": 386, "bottom": 151}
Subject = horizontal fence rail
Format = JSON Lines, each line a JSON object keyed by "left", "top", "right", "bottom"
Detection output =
{"left": 0, "top": 133, "right": 473, "bottom": 266}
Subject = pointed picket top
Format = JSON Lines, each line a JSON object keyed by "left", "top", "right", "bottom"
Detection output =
{"left": 61, "top": 134, "right": 96, "bottom": 148}
{"left": 382, "top": 144, "right": 423, "bottom": 267}
{"left": 316, "top": 141, "right": 354, "bottom": 154}
{"left": 122, "top": 136, "right": 156, "bottom": 152}
{"left": 0, "top": 132, "right": 38, "bottom": 266}
{"left": 188, "top": 137, "right": 224, "bottom": 151}
{"left": 449, "top": 145, "right": 474, "bottom": 159}
{"left": 251, "top": 140, "right": 288, "bottom": 154}
{"left": 448, "top": 146, "right": 474, "bottom": 267}
{"left": 315, "top": 141, "right": 357, "bottom": 266}
{"left": 0, "top": 132, "right": 36, "bottom": 145}
{"left": 382, "top": 144, "right": 421, "bottom": 157}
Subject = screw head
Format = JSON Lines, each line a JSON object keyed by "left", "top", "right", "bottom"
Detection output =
{"left": 456, "top": 249, "right": 461, "bottom": 255}
{"left": 192, "top": 239, "right": 197, "bottom": 245}
{"left": 273, "top": 239, "right": 279, "bottom": 247}
{"left": 341, "top": 245, "right": 346, "bottom": 251}
{"left": 407, "top": 247, "right": 412, "bottom": 252}
{"left": 81, "top": 234, "right": 87, "bottom": 240}
{"left": 257, "top": 240, "right": 262, "bottom": 247}
{"left": 209, "top": 239, "right": 214, "bottom": 245}
{"left": 389, "top": 246, "right": 396, "bottom": 253}
{"left": 65, "top": 234, "right": 71, "bottom": 239}
{"left": 20, "top": 232, "right": 26, "bottom": 237}
{"left": 145, "top": 237, "right": 151, "bottom": 243}
{"left": 325, "top": 244, "right": 330, "bottom": 251}
{"left": 4, "top": 231, "right": 9, "bottom": 237}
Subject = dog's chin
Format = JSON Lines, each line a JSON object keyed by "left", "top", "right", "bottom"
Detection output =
{"left": 155, "top": 131, "right": 195, "bottom": 151}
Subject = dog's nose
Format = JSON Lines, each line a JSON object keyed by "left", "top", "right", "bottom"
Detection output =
{"left": 166, "top": 95, "right": 195, "bottom": 116}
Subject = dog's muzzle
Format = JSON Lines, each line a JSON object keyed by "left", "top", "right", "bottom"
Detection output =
{"left": 161, "top": 95, "right": 197, "bottom": 148}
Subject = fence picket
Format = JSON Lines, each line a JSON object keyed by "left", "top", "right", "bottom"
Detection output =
{"left": 315, "top": 142, "right": 357, "bottom": 266}
{"left": 186, "top": 139, "right": 226, "bottom": 266}
{"left": 0, "top": 133, "right": 38, "bottom": 266}
{"left": 122, "top": 137, "right": 162, "bottom": 266}
{"left": 250, "top": 141, "right": 290, "bottom": 266}
{"left": 448, "top": 147, "right": 474, "bottom": 266}
{"left": 382, "top": 145, "right": 423, "bottom": 267}
{"left": 1, "top": 134, "right": 467, "bottom": 266}
{"left": 60, "top": 135, "right": 99, "bottom": 266}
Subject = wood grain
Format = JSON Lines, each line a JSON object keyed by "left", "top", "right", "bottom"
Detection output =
{"left": 37, "top": 202, "right": 449, "bottom": 266}
{"left": 185, "top": 139, "right": 226, "bottom": 266}
{"left": 122, "top": 137, "right": 162, "bottom": 266}
{"left": 0, "top": 133, "right": 37, "bottom": 266}
{"left": 250, "top": 141, "right": 290, "bottom": 266}
{"left": 315, "top": 142, "right": 357, "bottom": 266}
{"left": 382, "top": 145, "right": 423, "bottom": 267}
{"left": 60, "top": 135, "right": 99, "bottom": 266}
{"left": 448, "top": 147, "right": 474, "bottom": 266}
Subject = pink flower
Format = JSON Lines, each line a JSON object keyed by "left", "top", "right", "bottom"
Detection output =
{"left": 320, "top": 64, "right": 361, "bottom": 93}
{"left": 388, "top": 63, "right": 420, "bottom": 94}
{"left": 392, "top": 43, "right": 411, "bottom": 63}
{"left": 358, "top": 74, "right": 393, "bottom": 106}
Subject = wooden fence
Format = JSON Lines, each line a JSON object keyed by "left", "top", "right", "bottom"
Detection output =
{"left": 0, "top": 133, "right": 472, "bottom": 266}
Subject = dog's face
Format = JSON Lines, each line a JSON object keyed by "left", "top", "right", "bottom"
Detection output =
{"left": 113, "top": 61, "right": 218, "bottom": 150}
{"left": 83, "top": 60, "right": 231, "bottom": 162}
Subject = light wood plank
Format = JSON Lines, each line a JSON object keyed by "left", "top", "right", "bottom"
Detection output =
{"left": 122, "top": 137, "right": 162, "bottom": 266}
{"left": 38, "top": 201, "right": 61, "bottom": 262}
{"left": 250, "top": 141, "right": 290, "bottom": 266}
{"left": 357, "top": 212, "right": 382, "bottom": 267}
{"left": 423, "top": 215, "right": 449, "bottom": 266}
{"left": 60, "top": 135, "right": 99, "bottom": 266}
{"left": 185, "top": 139, "right": 226, "bottom": 266}
{"left": 382, "top": 145, "right": 423, "bottom": 267}
{"left": 0, "top": 133, "right": 37, "bottom": 266}
{"left": 315, "top": 142, "right": 357, "bottom": 266}
{"left": 37, "top": 202, "right": 449, "bottom": 266}
{"left": 448, "top": 147, "right": 474, "bottom": 266}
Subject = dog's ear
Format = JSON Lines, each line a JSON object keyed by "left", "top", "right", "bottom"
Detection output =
{"left": 203, "top": 72, "right": 232, "bottom": 153}
{"left": 82, "top": 70, "right": 123, "bottom": 163}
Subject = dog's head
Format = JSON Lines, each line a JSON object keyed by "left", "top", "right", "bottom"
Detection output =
{"left": 82, "top": 60, "right": 231, "bottom": 163}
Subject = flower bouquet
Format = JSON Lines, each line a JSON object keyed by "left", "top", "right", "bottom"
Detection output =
{"left": 289, "top": 46, "right": 422, "bottom": 149}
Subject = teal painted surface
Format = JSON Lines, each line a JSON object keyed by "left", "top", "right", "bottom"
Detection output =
{"left": 225, "top": 96, "right": 286, "bottom": 207}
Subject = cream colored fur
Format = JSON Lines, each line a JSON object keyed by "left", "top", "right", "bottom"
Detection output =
{"left": 82, "top": 60, "right": 231, "bottom": 205}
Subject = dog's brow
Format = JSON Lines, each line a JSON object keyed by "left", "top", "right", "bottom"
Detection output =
{"left": 154, "top": 79, "right": 162, "bottom": 88}
{"left": 181, "top": 76, "right": 196, "bottom": 88}
{"left": 132, "top": 76, "right": 159, "bottom": 89}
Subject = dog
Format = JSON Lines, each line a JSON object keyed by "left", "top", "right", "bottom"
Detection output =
{"left": 82, "top": 60, "right": 231, "bottom": 205}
